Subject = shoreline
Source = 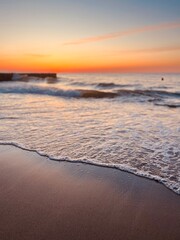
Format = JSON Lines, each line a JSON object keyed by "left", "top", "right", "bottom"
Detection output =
{"left": 0, "top": 145, "right": 180, "bottom": 240}
{"left": 0, "top": 142, "right": 179, "bottom": 196}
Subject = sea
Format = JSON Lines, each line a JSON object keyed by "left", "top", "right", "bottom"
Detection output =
{"left": 0, "top": 73, "right": 180, "bottom": 194}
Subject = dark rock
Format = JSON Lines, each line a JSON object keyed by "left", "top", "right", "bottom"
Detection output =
{"left": 0, "top": 73, "right": 57, "bottom": 82}
{"left": 0, "top": 73, "right": 13, "bottom": 81}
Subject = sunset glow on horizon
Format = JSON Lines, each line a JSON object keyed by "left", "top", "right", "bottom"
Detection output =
{"left": 1, "top": 0, "right": 180, "bottom": 73}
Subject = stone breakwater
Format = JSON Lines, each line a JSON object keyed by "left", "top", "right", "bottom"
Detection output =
{"left": 0, "top": 73, "right": 57, "bottom": 81}
{"left": 0, "top": 73, "right": 13, "bottom": 81}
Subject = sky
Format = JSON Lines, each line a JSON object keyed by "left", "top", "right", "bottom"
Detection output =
{"left": 0, "top": 0, "right": 180, "bottom": 73}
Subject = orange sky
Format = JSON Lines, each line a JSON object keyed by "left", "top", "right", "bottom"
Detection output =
{"left": 1, "top": 43, "right": 179, "bottom": 73}
{"left": 0, "top": 1, "right": 180, "bottom": 73}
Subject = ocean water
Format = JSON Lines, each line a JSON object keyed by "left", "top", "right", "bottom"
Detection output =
{"left": 0, "top": 73, "right": 180, "bottom": 194}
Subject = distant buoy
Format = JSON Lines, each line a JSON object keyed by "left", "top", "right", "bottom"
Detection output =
{"left": 161, "top": 77, "right": 164, "bottom": 81}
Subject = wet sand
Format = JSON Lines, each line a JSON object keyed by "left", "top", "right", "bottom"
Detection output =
{"left": 0, "top": 145, "right": 180, "bottom": 240}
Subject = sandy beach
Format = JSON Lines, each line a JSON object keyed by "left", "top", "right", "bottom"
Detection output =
{"left": 0, "top": 144, "right": 179, "bottom": 240}
{"left": 1, "top": 0, "right": 180, "bottom": 239}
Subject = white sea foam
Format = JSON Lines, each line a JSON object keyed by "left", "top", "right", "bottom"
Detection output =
{"left": 0, "top": 73, "right": 179, "bottom": 194}
{"left": 12, "top": 73, "right": 28, "bottom": 81}
{"left": 0, "top": 141, "right": 179, "bottom": 194}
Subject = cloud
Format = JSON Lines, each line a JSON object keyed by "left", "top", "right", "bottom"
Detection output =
{"left": 112, "top": 46, "right": 180, "bottom": 55}
{"left": 63, "top": 21, "right": 180, "bottom": 45}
